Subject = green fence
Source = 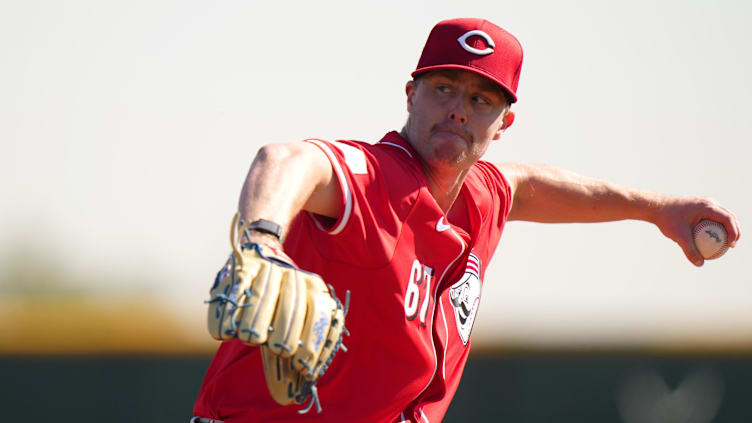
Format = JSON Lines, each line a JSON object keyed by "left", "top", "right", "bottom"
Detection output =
{"left": 2, "top": 353, "right": 750, "bottom": 422}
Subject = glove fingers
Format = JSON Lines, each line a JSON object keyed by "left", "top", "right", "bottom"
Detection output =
{"left": 267, "top": 268, "right": 307, "bottom": 357}
{"left": 207, "top": 255, "right": 251, "bottom": 340}
{"left": 261, "top": 344, "right": 304, "bottom": 406}
{"left": 311, "top": 307, "right": 345, "bottom": 380}
{"left": 292, "top": 275, "right": 336, "bottom": 378}
{"left": 237, "top": 260, "right": 281, "bottom": 345}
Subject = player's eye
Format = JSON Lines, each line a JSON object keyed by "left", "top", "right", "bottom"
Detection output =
{"left": 436, "top": 84, "right": 451, "bottom": 94}
{"left": 472, "top": 95, "right": 490, "bottom": 105}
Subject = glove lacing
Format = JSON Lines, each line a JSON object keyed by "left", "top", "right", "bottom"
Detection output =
{"left": 205, "top": 253, "right": 255, "bottom": 337}
{"left": 296, "top": 284, "right": 351, "bottom": 414}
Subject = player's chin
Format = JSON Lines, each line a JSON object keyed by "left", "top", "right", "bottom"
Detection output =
{"left": 427, "top": 146, "right": 467, "bottom": 168}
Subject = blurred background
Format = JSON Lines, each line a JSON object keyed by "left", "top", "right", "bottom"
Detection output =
{"left": 1, "top": 0, "right": 750, "bottom": 421}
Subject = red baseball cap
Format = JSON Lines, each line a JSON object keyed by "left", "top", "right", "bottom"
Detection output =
{"left": 412, "top": 18, "right": 523, "bottom": 103}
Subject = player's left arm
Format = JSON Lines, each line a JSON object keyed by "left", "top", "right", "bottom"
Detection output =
{"left": 497, "top": 162, "right": 741, "bottom": 266}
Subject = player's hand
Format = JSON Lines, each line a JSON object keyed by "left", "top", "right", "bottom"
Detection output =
{"left": 651, "top": 196, "right": 740, "bottom": 266}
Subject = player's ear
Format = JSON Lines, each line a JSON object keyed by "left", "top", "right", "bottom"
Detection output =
{"left": 502, "top": 110, "right": 515, "bottom": 130}
{"left": 493, "top": 110, "right": 515, "bottom": 140}
{"left": 405, "top": 80, "right": 416, "bottom": 112}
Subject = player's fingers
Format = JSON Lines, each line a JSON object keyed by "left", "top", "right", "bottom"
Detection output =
{"left": 293, "top": 274, "right": 335, "bottom": 378}
{"left": 268, "top": 268, "right": 307, "bottom": 357}
{"left": 721, "top": 214, "right": 740, "bottom": 248}
{"left": 720, "top": 206, "right": 741, "bottom": 247}
{"left": 703, "top": 200, "right": 740, "bottom": 247}
{"left": 238, "top": 260, "right": 282, "bottom": 345}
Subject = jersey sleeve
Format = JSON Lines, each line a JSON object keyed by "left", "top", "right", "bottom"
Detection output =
{"left": 289, "top": 138, "right": 417, "bottom": 268}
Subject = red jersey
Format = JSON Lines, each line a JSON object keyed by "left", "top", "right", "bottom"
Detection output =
{"left": 194, "top": 131, "right": 512, "bottom": 422}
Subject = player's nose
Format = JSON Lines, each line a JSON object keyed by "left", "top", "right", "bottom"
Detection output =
{"left": 448, "top": 111, "right": 467, "bottom": 124}
{"left": 447, "top": 97, "right": 468, "bottom": 124}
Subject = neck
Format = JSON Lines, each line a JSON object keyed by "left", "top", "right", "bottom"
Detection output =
{"left": 400, "top": 127, "right": 469, "bottom": 213}
{"left": 425, "top": 166, "right": 469, "bottom": 213}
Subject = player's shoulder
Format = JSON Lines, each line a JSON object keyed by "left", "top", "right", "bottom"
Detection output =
{"left": 472, "top": 159, "right": 502, "bottom": 173}
{"left": 307, "top": 136, "right": 423, "bottom": 184}
{"left": 309, "top": 136, "right": 424, "bottom": 216}
{"left": 468, "top": 160, "right": 511, "bottom": 196}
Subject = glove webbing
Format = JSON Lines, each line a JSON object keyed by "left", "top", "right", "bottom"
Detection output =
{"left": 296, "top": 284, "right": 351, "bottom": 414}
{"left": 205, "top": 253, "right": 254, "bottom": 337}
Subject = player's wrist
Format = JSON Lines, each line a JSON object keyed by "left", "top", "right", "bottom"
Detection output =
{"left": 248, "top": 219, "right": 283, "bottom": 241}
{"left": 246, "top": 230, "right": 284, "bottom": 249}
{"left": 237, "top": 216, "right": 285, "bottom": 245}
{"left": 622, "top": 189, "right": 669, "bottom": 225}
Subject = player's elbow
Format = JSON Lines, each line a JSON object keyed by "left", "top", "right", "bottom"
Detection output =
{"left": 254, "top": 143, "right": 298, "bottom": 168}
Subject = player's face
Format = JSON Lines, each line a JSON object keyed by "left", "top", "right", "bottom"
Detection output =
{"left": 403, "top": 70, "right": 510, "bottom": 172}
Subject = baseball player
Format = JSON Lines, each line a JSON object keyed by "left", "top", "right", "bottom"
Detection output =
{"left": 192, "top": 18, "right": 741, "bottom": 423}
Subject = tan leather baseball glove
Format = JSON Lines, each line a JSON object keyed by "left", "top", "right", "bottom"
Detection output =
{"left": 206, "top": 213, "right": 349, "bottom": 413}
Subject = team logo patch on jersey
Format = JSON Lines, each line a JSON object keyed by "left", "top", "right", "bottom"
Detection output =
{"left": 449, "top": 253, "right": 482, "bottom": 345}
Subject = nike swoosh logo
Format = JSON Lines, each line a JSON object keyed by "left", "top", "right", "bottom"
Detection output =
{"left": 436, "top": 217, "right": 451, "bottom": 232}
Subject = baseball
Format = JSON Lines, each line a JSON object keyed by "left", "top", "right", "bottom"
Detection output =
{"left": 693, "top": 220, "right": 729, "bottom": 259}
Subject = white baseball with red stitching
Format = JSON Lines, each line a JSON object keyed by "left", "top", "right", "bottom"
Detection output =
{"left": 693, "top": 220, "right": 729, "bottom": 260}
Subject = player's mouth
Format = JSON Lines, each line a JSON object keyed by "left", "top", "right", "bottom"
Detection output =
{"left": 432, "top": 124, "right": 472, "bottom": 144}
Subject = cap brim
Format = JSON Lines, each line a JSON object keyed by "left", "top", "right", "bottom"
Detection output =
{"left": 411, "top": 64, "right": 517, "bottom": 103}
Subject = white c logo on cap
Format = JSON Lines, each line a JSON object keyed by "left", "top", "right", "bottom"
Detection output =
{"left": 457, "top": 30, "right": 495, "bottom": 56}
